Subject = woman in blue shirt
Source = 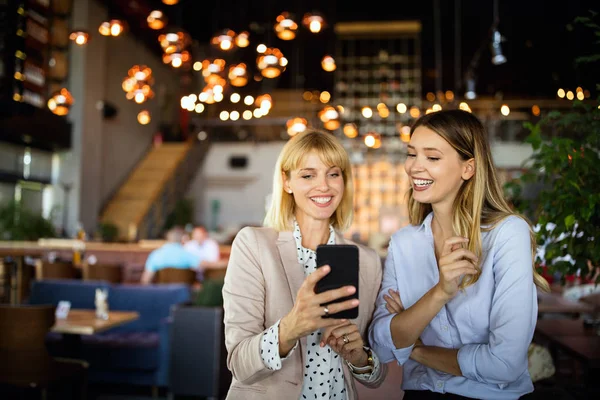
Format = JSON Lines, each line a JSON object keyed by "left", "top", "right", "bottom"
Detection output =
{"left": 369, "top": 110, "right": 549, "bottom": 399}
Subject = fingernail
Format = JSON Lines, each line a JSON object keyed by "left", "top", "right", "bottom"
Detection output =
{"left": 347, "top": 286, "right": 356, "bottom": 294}
{"left": 352, "top": 299, "right": 359, "bottom": 306}
{"left": 322, "top": 265, "right": 330, "bottom": 272}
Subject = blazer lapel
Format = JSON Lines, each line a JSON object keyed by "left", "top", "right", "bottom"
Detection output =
{"left": 277, "top": 231, "right": 304, "bottom": 304}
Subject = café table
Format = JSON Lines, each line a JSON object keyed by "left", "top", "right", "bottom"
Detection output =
{"left": 51, "top": 309, "right": 139, "bottom": 357}
{"left": 535, "top": 318, "right": 600, "bottom": 389}
{"left": 537, "top": 290, "right": 594, "bottom": 318}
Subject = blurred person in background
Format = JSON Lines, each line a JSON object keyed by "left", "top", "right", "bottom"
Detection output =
{"left": 140, "top": 227, "right": 200, "bottom": 284}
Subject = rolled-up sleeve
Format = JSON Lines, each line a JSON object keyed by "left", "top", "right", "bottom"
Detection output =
{"left": 368, "top": 241, "right": 415, "bottom": 365}
{"left": 458, "top": 217, "right": 537, "bottom": 385}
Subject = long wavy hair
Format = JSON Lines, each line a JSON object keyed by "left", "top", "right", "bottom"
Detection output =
{"left": 407, "top": 110, "right": 549, "bottom": 291}
{"left": 263, "top": 129, "right": 354, "bottom": 232}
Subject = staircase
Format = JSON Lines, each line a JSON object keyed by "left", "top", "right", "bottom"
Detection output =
{"left": 101, "top": 139, "right": 209, "bottom": 241}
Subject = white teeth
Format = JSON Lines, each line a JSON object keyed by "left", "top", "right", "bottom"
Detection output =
{"left": 312, "top": 197, "right": 332, "bottom": 204}
{"left": 414, "top": 179, "right": 433, "bottom": 187}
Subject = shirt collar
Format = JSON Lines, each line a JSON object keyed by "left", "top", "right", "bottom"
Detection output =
{"left": 292, "top": 219, "right": 336, "bottom": 251}
{"left": 417, "top": 212, "right": 434, "bottom": 236}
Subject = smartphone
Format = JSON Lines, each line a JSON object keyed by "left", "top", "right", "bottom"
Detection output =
{"left": 315, "top": 244, "right": 359, "bottom": 319}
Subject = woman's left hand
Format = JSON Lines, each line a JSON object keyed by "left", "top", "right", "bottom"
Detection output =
{"left": 320, "top": 321, "right": 369, "bottom": 367}
{"left": 383, "top": 288, "right": 404, "bottom": 314}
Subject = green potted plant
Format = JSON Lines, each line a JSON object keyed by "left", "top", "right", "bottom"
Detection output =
{"left": 505, "top": 12, "right": 600, "bottom": 284}
{"left": 0, "top": 201, "right": 56, "bottom": 240}
{"left": 97, "top": 222, "right": 120, "bottom": 242}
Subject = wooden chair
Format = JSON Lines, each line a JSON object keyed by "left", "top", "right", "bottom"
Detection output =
{"left": 82, "top": 263, "right": 123, "bottom": 284}
{"left": 35, "top": 261, "right": 78, "bottom": 280}
{"left": 156, "top": 268, "right": 197, "bottom": 285}
{"left": 0, "top": 304, "right": 88, "bottom": 399}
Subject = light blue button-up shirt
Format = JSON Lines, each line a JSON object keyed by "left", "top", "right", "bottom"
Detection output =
{"left": 145, "top": 243, "right": 201, "bottom": 272}
{"left": 369, "top": 213, "right": 537, "bottom": 399}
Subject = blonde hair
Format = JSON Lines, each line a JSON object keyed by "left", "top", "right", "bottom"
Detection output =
{"left": 407, "top": 110, "right": 549, "bottom": 292}
{"left": 263, "top": 129, "right": 354, "bottom": 232}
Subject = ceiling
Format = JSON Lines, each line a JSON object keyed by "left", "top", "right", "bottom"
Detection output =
{"left": 110, "top": 0, "right": 598, "bottom": 98}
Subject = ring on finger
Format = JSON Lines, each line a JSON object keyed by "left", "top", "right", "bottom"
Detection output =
{"left": 323, "top": 306, "right": 329, "bottom": 317}
{"left": 342, "top": 334, "right": 349, "bottom": 344}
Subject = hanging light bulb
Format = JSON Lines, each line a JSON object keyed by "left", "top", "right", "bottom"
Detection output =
{"left": 343, "top": 123, "right": 358, "bottom": 138}
{"left": 47, "top": 88, "right": 74, "bottom": 116}
{"left": 399, "top": 125, "right": 411, "bottom": 143}
{"left": 211, "top": 29, "right": 236, "bottom": 51}
{"left": 137, "top": 110, "right": 151, "bottom": 125}
{"left": 162, "top": 51, "right": 190, "bottom": 68}
{"left": 158, "top": 30, "right": 191, "bottom": 55}
{"left": 147, "top": 10, "right": 167, "bottom": 30}
{"left": 364, "top": 132, "right": 381, "bottom": 149}
{"left": 286, "top": 118, "right": 308, "bottom": 136}
{"left": 490, "top": 30, "right": 507, "bottom": 65}
{"left": 228, "top": 63, "right": 248, "bottom": 87}
{"left": 303, "top": 12, "right": 325, "bottom": 33}
{"left": 122, "top": 65, "right": 154, "bottom": 104}
{"left": 257, "top": 48, "right": 286, "bottom": 78}
{"left": 321, "top": 55, "right": 336, "bottom": 72}
{"left": 464, "top": 76, "right": 477, "bottom": 100}
{"left": 99, "top": 19, "right": 125, "bottom": 37}
{"left": 235, "top": 31, "right": 250, "bottom": 48}
{"left": 256, "top": 94, "right": 272, "bottom": 111}
{"left": 162, "top": 0, "right": 179, "bottom": 5}
{"left": 69, "top": 30, "right": 89, "bottom": 45}
{"left": 319, "top": 106, "right": 340, "bottom": 130}
{"left": 274, "top": 12, "right": 298, "bottom": 40}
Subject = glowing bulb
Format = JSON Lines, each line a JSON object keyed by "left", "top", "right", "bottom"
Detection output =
{"left": 219, "top": 111, "right": 229, "bottom": 121}
{"left": 396, "top": 103, "right": 407, "bottom": 113}
{"left": 557, "top": 88, "right": 565, "bottom": 98}
{"left": 244, "top": 95, "right": 254, "bottom": 105}
{"left": 231, "top": 93, "right": 241, "bottom": 103}
{"left": 566, "top": 91, "right": 574, "bottom": 100}
{"left": 500, "top": 104, "right": 510, "bottom": 116}
{"left": 361, "top": 106, "right": 373, "bottom": 118}
{"left": 309, "top": 20, "right": 322, "bottom": 33}
{"left": 137, "top": 110, "right": 151, "bottom": 125}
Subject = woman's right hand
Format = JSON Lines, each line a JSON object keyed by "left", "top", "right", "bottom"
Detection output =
{"left": 279, "top": 265, "right": 359, "bottom": 356}
{"left": 436, "top": 237, "right": 479, "bottom": 301}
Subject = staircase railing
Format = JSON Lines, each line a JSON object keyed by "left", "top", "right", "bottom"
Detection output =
{"left": 130, "top": 138, "right": 210, "bottom": 240}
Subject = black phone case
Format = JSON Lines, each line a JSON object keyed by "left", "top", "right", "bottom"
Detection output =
{"left": 315, "top": 244, "right": 359, "bottom": 319}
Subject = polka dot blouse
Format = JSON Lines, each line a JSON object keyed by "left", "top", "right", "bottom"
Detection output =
{"left": 259, "top": 221, "right": 380, "bottom": 399}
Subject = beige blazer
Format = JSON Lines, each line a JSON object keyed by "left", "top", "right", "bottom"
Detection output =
{"left": 222, "top": 226, "right": 386, "bottom": 400}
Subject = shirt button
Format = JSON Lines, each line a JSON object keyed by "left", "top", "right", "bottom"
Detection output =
{"left": 436, "top": 381, "right": 444, "bottom": 389}
{"left": 442, "top": 325, "right": 449, "bottom": 332}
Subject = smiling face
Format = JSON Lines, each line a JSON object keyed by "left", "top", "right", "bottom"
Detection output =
{"left": 283, "top": 151, "right": 345, "bottom": 226}
{"left": 405, "top": 126, "right": 474, "bottom": 209}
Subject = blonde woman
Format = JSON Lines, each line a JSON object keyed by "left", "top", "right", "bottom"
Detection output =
{"left": 223, "top": 130, "right": 386, "bottom": 399}
{"left": 369, "top": 110, "right": 549, "bottom": 399}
